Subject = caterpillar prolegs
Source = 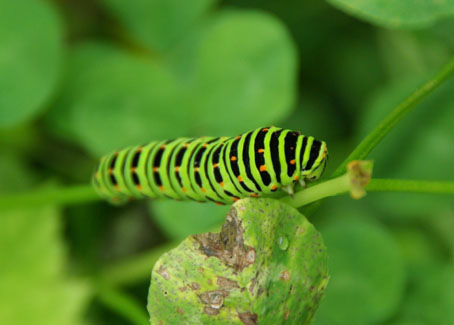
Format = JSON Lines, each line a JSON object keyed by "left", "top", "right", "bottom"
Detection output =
{"left": 92, "top": 127, "right": 328, "bottom": 205}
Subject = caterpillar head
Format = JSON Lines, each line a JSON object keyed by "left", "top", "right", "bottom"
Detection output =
{"left": 301, "top": 140, "right": 328, "bottom": 182}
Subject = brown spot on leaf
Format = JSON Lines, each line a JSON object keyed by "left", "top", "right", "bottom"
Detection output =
{"left": 280, "top": 270, "right": 290, "bottom": 281}
{"left": 199, "top": 290, "right": 226, "bottom": 309}
{"left": 193, "top": 207, "right": 255, "bottom": 272}
{"left": 191, "top": 282, "right": 200, "bottom": 290}
{"left": 284, "top": 309, "right": 290, "bottom": 320}
{"left": 204, "top": 306, "right": 219, "bottom": 316}
{"left": 177, "top": 308, "right": 184, "bottom": 315}
{"left": 238, "top": 311, "right": 258, "bottom": 325}
{"left": 246, "top": 248, "right": 256, "bottom": 264}
{"left": 217, "top": 276, "right": 240, "bottom": 290}
{"left": 249, "top": 277, "right": 257, "bottom": 295}
{"left": 178, "top": 286, "right": 187, "bottom": 292}
{"left": 157, "top": 265, "right": 169, "bottom": 280}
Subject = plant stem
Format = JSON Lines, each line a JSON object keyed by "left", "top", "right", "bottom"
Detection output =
{"left": 0, "top": 184, "right": 100, "bottom": 210}
{"left": 281, "top": 174, "right": 351, "bottom": 208}
{"left": 282, "top": 177, "right": 454, "bottom": 209}
{"left": 332, "top": 57, "right": 454, "bottom": 177}
{"left": 96, "top": 284, "right": 149, "bottom": 325}
{"left": 367, "top": 179, "right": 454, "bottom": 194}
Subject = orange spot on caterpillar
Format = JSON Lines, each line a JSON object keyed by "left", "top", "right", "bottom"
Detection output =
{"left": 153, "top": 167, "right": 159, "bottom": 172}
{"left": 290, "top": 159, "right": 296, "bottom": 165}
{"left": 271, "top": 185, "right": 278, "bottom": 190}
{"left": 182, "top": 187, "right": 187, "bottom": 192}
{"left": 195, "top": 167, "right": 200, "bottom": 172}
{"left": 201, "top": 188, "right": 206, "bottom": 193}
{"left": 262, "top": 128, "right": 269, "bottom": 132}
{"left": 203, "top": 143, "right": 209, "bottom": 147}
{"left": 235, "top": 136, "right": 241, "bottom": 140}
{"left": 216, "top": 202, "right": 225, "bottom": 206}
{"left": 108, "top": 168, "right": 113, "bottom": 174}
{"left": 175, "top": 166, "right": 180, "bottom": 172}
{"left": 159, "top": 186, "right": 165, "bottom": 191}
{"left": 114, "top": 184, "right": 120, "bottom": 190}
{"left": 290, "top": 146, "right": 294, "bottom": 150}
{"left": 219, "top": 182, "right": 225, "bottom": 187}
{"left": 294, "top": 175, "right": 299, "bottom": 181}
{"left": 137, "top": 146, "right": 143, "bottom": 152}
{"left": 231, "top": 156, "right": 237, "bottom": 161}
{"left": 257, "top": 148, "right": 265, "bottom": 153}
{"left": 233, "top": 197, "right": 239, "bottom": 202}
{"left": 131, "top": 167, "right": 137, "bottom": 172}
{"left": 160, "top": 144, "right": 166, "bottom": 149}
{"left": 136, "top": 185, "right": 142, "bottom": 190}
{"left": 250, "top": 193, "right": 259, "bottom": 197}
{"left": 213, "top": 163, "right": 219, "bottom": 168}
{"left": 237, "top": 175, "right": 243, "bottom": 182}
{"left": 259, "top": 165, "right": 267, "bottom": 172}
{"left": 183, "top": 143, "right": 189, "bottom": 148}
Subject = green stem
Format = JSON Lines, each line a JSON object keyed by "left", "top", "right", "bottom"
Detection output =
{"left": 367, "top": 179, "right": 454, "bottom": 194}
{"left": 281, "top": 174, "right": 350, "bottom": 208}
{"left": 0, "top": 185, "right": 100, "bottom": 210}
{"left": 332, "top": 57, "right": 454, "bottom": 177}
{"left": 96, "top": 284, "right": 149, "bottom": 325}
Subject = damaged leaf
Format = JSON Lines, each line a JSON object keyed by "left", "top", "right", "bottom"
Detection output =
{"left": 147, "top": 198, "right": 329, "bottom": 324}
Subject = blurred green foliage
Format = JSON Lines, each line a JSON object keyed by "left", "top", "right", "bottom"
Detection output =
{"left": 0, "top": 0, "right": 453, "bottom": 324}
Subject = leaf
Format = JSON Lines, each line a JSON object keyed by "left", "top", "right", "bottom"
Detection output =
{"left": 327, "top": 0, "right": 454, "bottom": 29}
{"left": 47, "top": 42, "right": 186, "bottom": 156}
{"left": 47, "top": 10, "right": 297, "bottom": 155}
{"left": 0, "top": 0, "right": 63, "bottom": 128}
{"left": 100, "top": 0, "right": 216, "bottom": 52}
{"left": 0, "top": 206, "right": 88, "bottom": 325}
{"left": 315, "top": 220, "right": 405, "bottom": 324}
{"left": 147, "top": 198, "right": 328, "bottom": 324}
{"left": 149, "top": 200, "right": 230, "bottom": 240}
{"left": 172, "top": 10, "right": 297, "bottom": 136}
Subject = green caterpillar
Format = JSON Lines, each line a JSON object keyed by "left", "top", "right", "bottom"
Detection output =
{"left": 92, "top": 127, "right": 328, "bottom": 205}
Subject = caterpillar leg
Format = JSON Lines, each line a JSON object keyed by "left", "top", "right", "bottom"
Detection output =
{"left": 299, "top": 179, "right": 307, "bottom": 188}
{"left": 282, "top": 184, "right": 295, "bottom": 198}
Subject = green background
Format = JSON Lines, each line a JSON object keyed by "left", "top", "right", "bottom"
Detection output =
{"left": 0, "top": 0, "right": 453, "bottom": 324}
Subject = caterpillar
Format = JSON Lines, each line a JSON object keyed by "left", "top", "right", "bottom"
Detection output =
{"left": 92, "top": 127, "right": 328, "bottom": 205}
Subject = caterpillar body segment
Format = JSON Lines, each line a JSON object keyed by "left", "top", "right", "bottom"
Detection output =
{"left": 92, "top": 127, "right": 328, "bottom": 205}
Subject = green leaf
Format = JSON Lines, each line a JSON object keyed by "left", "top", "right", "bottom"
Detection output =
{"left": 173, "top": 10, "right": 297, "bottom": 136}
{"left": 0, "top": 0, "right": 63, "bottom": 128}
{"left": 47, "top": 11, "right": 297, "bottom": 155}
{"left": 100, "top": 0, "right": 216, "bottom": 52}
{"left": 150, "top": 200, "right": 230, "bottom": 240}
{"left": 315, "top": 220, "right": 405, "bottom": 324}
{"left": 47, "top": 42, "right": 186, "bottom": 156}
{"left": 0, "top": 206, "right": 88, "bottom": 324}
{"left": 148, "top": 198, "right": 328, "bottom": 324}
{"left": 327, "top": 0, "right": 454, "bottom": 29}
